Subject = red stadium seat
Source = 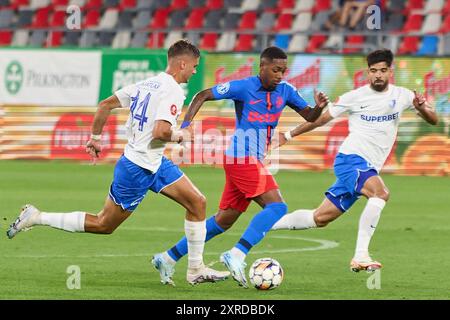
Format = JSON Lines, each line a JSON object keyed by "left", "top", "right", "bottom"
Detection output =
{"left": 10, "top": 0, "right": 29, "bottom": 8}
{"left": 405, "top": 0, "right": 424, "bottom": 12}
{"left": 313, "top": 0, "right": 331, "bottom": 13}
{"left": 147, "top": 32, "right": 165, "bottom": 48}
{"left": 51, "top": 0, "right": 68, "bottom": 7}
{"left": 274, "top": 13, "right": 293, "bottom": 31}
{"left": 83, "top": 10, "right": 100, "bottom": 28}
{"left": 440, "top": 14, "right": 450, "bottom": 32}
{"left": 277, "top": 0, "right": 295, "bottom": 11}
{"left": 305, "top": 34, "right": 327, "bottom": 53}
{"left": 343, "top": 35, "right": 364, "bottom": 53}
{"left": 119, "top": 0, "right": 136, "bottom": 10}
{"left": 443, "top": 1, "right": 450, "bottom": 14}
{"left": 0, "top": 31, "right": 12, "bottom": 46}
{"left": 31, "top": 7, "right": 50, "bottom": 28}
{"left": 402, "top": 14, "right": 423, "bottom": 32}
{"left": 397, "top": 36, "right": 420, "bottom": 54}
{"left": 200, "top": 32, "right": 218, "bottom": 50}
{"left": 206, "top": 0, "right": 222, "bottom": 10}
{"left": 238, "top": 11, "right": 257, "bottom": 30}
{"left": 46, "top": 31, "right": 63, "bottom": 47}
{"left": 84, "top": 0, "right": 103, "bottom": 10}
{"left": 234, "top": 34, "right": 254, "bottom": 51}
{"left": 185, "top": 7, "right": 207, "bottom": 29}
{"left": 171, "top": 0, "right": 187, "bottom": 10}
{"left": 150, "top": 8, "right": 170, "bottom": 28}
{"left": 49, "top": 10, "right": 66, "bottom": 27}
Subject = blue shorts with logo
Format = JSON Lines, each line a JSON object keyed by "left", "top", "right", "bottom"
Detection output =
{"left": 325, "top": 153, "right": 378, "bottom": 212}
{"left": 109, "top": 155, "right": 184, "bottom": 212}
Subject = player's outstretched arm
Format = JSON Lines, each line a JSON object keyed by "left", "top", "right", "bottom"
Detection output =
{"left": 181, "top": 89, "right": 215, "bottom": 128}
{"left": 295, "top": 89, "right": 330, "bottom": 123}
{"left": 413, "top": 90, "right": 438, "bottom": 125}
{"left": 275, "top": 110, "right": 334, "bottom": 148}
{"left": 153, "top": 120, "right": 194, "bottom": 143}
{"left": 86, "top": 95, "right": 122, "bottom": 159}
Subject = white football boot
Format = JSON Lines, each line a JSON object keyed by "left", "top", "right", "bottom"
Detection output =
{"left": 220, "top": 250, "right": 248, "bottom": 288}
{"left": 6, "top": 204, "right": 41, "bottom": 239}
{"left": 186, "top": 264, "right": 230, "bottom": 285}
{"left": 151, "top": 253, "right": 176, "bottom": 286}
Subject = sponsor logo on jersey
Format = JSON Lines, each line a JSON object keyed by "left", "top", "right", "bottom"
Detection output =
{"left": 248, "top": 111, "right": 282, "bottom": 123}
{"left": 361, "top": 112, "right": 399, "bottom": 122}
{"left": 249, "top": 99, "right": 262, "bottom": 105}
{"left": 217, "top": 82, "right": 230, "bottom": 95}
{"left": 170, "top": 104, "right": 177, "bottom": 115}
{"left": 389, "top": 99, "right": 396, "bottom": 108}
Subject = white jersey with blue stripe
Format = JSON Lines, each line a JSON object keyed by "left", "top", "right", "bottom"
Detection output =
{"left": 328, "top": 84, "right": 416, "bottom": 172}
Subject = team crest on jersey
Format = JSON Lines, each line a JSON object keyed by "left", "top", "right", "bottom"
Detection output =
{"left": 170, "top": 104, "right": 177, "bottom": 115}
{"left": 217, "top": 82, "right": 230, "bottom": 95}
{"left": 276, "top": 96, "right": 283, "bottom": 108}
{"left": 389, "top": 99, "right": 397, "bottom": 108}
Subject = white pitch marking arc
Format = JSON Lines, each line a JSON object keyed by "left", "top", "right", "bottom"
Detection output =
{"left": 7, "top": 226, "right": 339, "bottom": 259}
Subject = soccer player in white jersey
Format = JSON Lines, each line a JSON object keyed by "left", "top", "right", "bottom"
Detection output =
{"left": 271, "top": 49, "right": 438, "bottom": 272}
{"left": 6, "top": 39, "right": 229, "bottom": 285}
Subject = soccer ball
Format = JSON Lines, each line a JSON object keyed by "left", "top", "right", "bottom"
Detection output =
{"left": 248, "top": 257, "right": 284, "bottom": 290}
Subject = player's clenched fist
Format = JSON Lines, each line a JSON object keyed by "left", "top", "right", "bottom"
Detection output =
{"left": 314, "top": 89, "right": 330, "bottom": 109}
{"left": 86, "top": 138, "right": 101, "bottom": 158}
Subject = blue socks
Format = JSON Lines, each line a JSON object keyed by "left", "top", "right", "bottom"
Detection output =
{"left": 235, "top": 202, "right": 287, "bottom": 254}
{"left": 167, "top": 215, "right": 224, "bottom": 262}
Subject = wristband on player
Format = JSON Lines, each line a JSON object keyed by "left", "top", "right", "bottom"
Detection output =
{"left": 284, "top": 131, "right": 293, "bottom": 141}
{"left": 90, "top": 134, "right": 102, "bottom": 140}
{"left": 171, "top": 129, "right": 183, "bottom": 143}
{"left": 180, "top": 121, "right": 191, "bottom": 129}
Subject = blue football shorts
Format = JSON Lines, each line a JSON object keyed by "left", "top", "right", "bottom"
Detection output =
{"left": 325, "top": 153, "right": 378, "bottom": 213}
{"left": 109, "top": 155, "right": 184, "bottom": 212}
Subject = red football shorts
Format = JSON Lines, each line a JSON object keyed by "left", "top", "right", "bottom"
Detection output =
{"left": 219, "top": 157, "right": 279, "bottom": 213}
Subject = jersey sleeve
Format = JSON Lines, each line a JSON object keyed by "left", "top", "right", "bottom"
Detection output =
{"left": 154, "top": 88, "right": 184, "bottom": 126}
{"left": 402, "top": 88, "right": 416, "bottom": 111}
{"left": 114, "top": 83, "right": 137, "bottom": 108}
{"left": 328, "top": 91, "right": 353, "bottom": 118}
{"left": 286, "top": 84, "right": 308, "bottom": 112}
{"left": 211, "top": 79, "right": 246, "bottom": 100}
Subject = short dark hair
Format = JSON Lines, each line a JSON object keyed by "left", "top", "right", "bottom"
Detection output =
{"left": 168, "top": 39, "right": 200, "bottom": 59}
{"left": 367, "top": 49, "right": 394, "bottom": 67}
{"left": 260, "top": 46, "right": 287, "bottom": 61}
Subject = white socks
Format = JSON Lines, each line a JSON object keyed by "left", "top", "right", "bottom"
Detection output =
{"left": 271, "top": 209, "right": 317, "bottom": 230}
{"left": 39, "top": 211, "right": 86, "bottom": 232}
{"left": 184, "top": 219, "right": 206, "bottom": 270}
{"left": 354, "top": 198, "right": 386, "bottom": 259}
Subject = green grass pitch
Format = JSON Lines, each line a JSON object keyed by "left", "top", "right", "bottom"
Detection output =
{"left": 1, "top": 160, "right": 449, "bottom": 299}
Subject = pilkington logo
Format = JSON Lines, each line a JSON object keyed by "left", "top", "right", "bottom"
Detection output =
{"left": 5, "top": 61, "right": 23, "bottom": 95}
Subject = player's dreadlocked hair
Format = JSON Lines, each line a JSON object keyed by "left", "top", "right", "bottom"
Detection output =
{"left": 260, "top": 46, "right": 288, "bottom": 61}
{"left": 367, "top": 49, "right": 394, "bottom": 67}
{"left": 168, "top": 39, "right": 200, "bottom": 59}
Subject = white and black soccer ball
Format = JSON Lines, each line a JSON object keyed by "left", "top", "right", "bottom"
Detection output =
{"left": 248, "top": 257, "right": 284, "bottom": 290}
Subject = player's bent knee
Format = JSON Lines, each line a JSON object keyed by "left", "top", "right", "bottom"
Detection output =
{"left": 374, "top": 189, "right": 390, "bottom": 202}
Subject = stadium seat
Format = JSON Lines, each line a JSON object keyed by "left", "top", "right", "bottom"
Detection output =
{"left": 29, "top": 30, "right": 47, "bottom": 46}
{"left": 234, "top": 34, "right": 254, "bottom": 51}
{"left": 443, "top": 34, "right": 450, "bottom": 54}
{"left": 257, "top": 12, "right": 276, "bottom": 31}
{"left": 258, "top": 0, "right": 276, "bottom": 12}
{"left": 29, "top": 0, "right": 50, "bottom": 8}
{"left": 189, "top": 0, "right": 205, "bottom": 7}
{"left": 287, "top": 34, "right": 307, "bottom": 52}
{"left": 68, "top": 0, "right": 85, "bottom": 7}
{"left": 238, "top": 11, "right": 257, "bottom": 29}
{"left": 11, "top": 30, "right": 29, "bottom": 46}
{"left": 133, "top": 10, "right": 152, "bottom": 29}
{"left": 388, "top": 0, "right": 406, "bottom": 12}
{"left": 277, "top": 0, "right": 295, "bottom": 11}
{"left": 216, "top": 31, "right": 236, "bottom": 51}
{"left": 0, "top": 0, "right": 10, "bottom": 6}
{"left": 273, "top": 13, "right": 293, "bottom": 31}
{"left": 199, "top": 32, "right": 218, "bottom": 50}
{"left": 79, "top": 30, "right": 97, "bottom": 47}
{"left": 440, "top": 14, "right": 450, "bottom": 32}
{"left": 416, "top": 35, "right": 439, "bottom": 55}
{"left": 169, "top": 8, "right": 189, "bottom": 29}
{"left": 46, "top": 31, "right": 63, "bottom": 47}
{"left": 98, "top": 31, "right": 115, "bottom": 46}
{"left": 130, "top": 31, "right": 148, "bottom": 47}
{"left": 397, "top": 36, "right": 420, "bottom": 54}
{"left": 31, "top": 7, "right": 50, "bottom": 28}
{"left": 384, "top": 12, "right": 405, "bottom": 31}
{"left": 273, "top": 33, "right": 290, "bottom": 50}
{"left": 185, "top": 7, "right": 207, "bottom": 29}
{"left": 424, "top": 0, "right": 444, "bottom": 13}
{"left": 0, "top": 9, "right": 14, "bottom": 28}
{"left": 136, "top": 0, "right": 153, "bottom": 9}
{"left": 49, "top": 10, "right": 66, "bottom": 27}
{"left": 206, "top": 0, "right": 223, "bottom": 9}
{"left": 104, "top": 0, "right": 119, "bottom": 7}
{"left": 292, "top": 12, "right": 312, "bottom": 31}
{"left": 204, "top": 9, "right": 224, "bottom": 29}
{"left": 111, "top": 30, "right": 131, "bottom": 48}
{"left": 312, "top": 0, "right": 331, "bottom": 13}
{"left": 83, "top": 10, "right": 100, "bottom": 28}
{"left": 147, "top": 32, "right": 165, "bottom": 48}
{"left": 117, "top": 10, "right": 134, "bottom": 29}
{"left": 99, "top": 8, "right": 119, "bottom": 29}
{"left": 343, "top": 35, "right": 364, "bottom": 53}
{"left": 171, "top": 0, "right": 187, "bottom": 9}
{"left": 402, "top": 14, "right": 423, "bottom": 32}
{"left": 119, "top": 0, "right": 136, "bottom": 10}
{"left": 0, "top": 31, "right": 13, "bottom": 46}
{"left": 305, "top": 34, "right": 327, "bottom": 53}
{"left": 311, "top": 11, "right": 330, "bottom": 31}
{"left": 150, "top": 8, "right": 170, "bottom": 29}
{"left": 223, "top": 12, "right": 240, "bottom": 29}
{"left": 421, "top": 13, "right": 442, "bottom": 33}
{"left": 294, "top": 0, "right": 314, "bottom": 12}
{"left": 164, "top": 30, "right": 183, "bottom": 48}
{"left": 10, "top": 0, "right": 29, "bottom": 8}
{"left": 51, "top": 0, "right": 67, "bottom": 6}
{"left": 405, "top": 0, "right": 424, "bottom": 12}
{"left": 442, "top": 1, "right": 450, "bottom": 14}
{"left": 64, "top": 30, "right": 81, "bottom": 46}
{"left": 241, "top": 0, "right": 259, "bottom": 11}
{"left": 83, "top": 0, "right": 102, "bottom": 10}
{"left": 15, "top": 9, "right": 34, "bottom": 28}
